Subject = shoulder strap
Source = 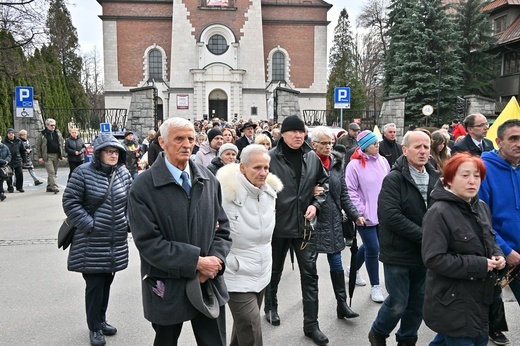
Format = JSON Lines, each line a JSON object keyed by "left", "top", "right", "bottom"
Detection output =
{"left": 91, "top": 170, "right": 117, "bottom": 214}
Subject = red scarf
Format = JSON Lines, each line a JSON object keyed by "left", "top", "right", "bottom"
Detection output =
{"left": 316, "top": 152, "right": 331, "bottom": 171}
{"left": 350, "top": 147, "right": 367, "bottom": 167}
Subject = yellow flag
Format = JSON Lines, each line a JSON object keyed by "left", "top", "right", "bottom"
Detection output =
{"left": 486, "top": 96, "right": 520, "bottom": 148}
{"left": 373, "top": 124, "right": 382, "bottom": 141}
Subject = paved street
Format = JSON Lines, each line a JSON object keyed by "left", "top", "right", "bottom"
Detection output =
{"left": 1, "top": 168, "right": 519, "bottom": 345}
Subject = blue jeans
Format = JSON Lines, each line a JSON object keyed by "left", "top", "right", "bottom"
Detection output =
{"left": 370, "top": 263, "right": 426, "bottom": 343}
{"left": 355, "top": 225, "right": 379, "bottom": 285}
{"left": 429, "top": 333, "right": 488, "bottom": 346}
{"left": 326, "top": 251, "right": 343, "bottom": 272}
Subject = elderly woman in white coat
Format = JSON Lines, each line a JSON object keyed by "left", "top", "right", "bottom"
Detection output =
{"left": 217, "top": 144, "right": 283, "bottom": 346}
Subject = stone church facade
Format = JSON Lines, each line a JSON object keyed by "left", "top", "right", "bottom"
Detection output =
{"left": 96, "top": 0, "right": 331, "bottom": 122}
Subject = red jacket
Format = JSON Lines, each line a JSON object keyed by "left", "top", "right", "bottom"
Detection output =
{"left": 452, "top": 124, "right": 466, "bottom": 140}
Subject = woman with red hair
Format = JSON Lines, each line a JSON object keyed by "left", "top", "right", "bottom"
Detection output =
{"left": 422, "top": 153, "right": 506, "bottom": 346}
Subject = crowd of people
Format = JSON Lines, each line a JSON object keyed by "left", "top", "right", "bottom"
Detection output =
{"left": 1, "top": 114, "right": 519, "bottom": 346}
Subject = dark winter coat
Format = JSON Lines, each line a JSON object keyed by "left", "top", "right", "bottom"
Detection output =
{"left": 123, "top": 138, "right": 140, "bottom": 175}
{"left": 0, "top": 143, "right": 11, "bottom": 166}
{"left": 377, "top": 155, "right": 440, "bottom": 266}
{"left": 65, "top": 136, "right": 86, "bottom": 162}
{"left": 207, "top": 156, "right": 225, "bottom": 175}
{"left": 451, "top": 135, "right": 493, "bottom": 157}
{"left": 147, "top": 137, "right": 163, "bottom": 167}
{"left": 63, "top": 134, "right": 132, "bottom": 273}
{"left": 268, "top": 138, "right": 329, "bottom": 238}
{"left": 378, "top": 136, "right": 403, "bottom": 168}
{"left": 422, "top": 179, "right": 503, "bottom": 338}
{"left": 4, "top": 136, "right": 27, "bottom": 169}
{"left": 20, "top": 138, "right": 34, "bottom": 168}
{"left": 34, "top": 128, "right": 65, "bottom": 160}
{"left": 127, "top": 154, "right": 232, "bottom": 325}
{"left": 315, "top": 151, "right": 360, "bottom": 253}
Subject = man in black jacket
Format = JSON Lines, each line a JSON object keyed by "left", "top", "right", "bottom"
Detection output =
{"left": 379, "top": 123, "right": 403, "bottom": 168}
{"left": 451, "top": 113, "right": 493, "bottom": 157}
{"left": 264, "top": 115, "right": 330, "bottom": 345}
{"left": 4, "top": 128, "right": 27, "bottom": 193}
{"left": 368, "top": 131, "right": 440, "bottom": 346}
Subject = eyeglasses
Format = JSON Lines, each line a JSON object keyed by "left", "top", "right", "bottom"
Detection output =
{"left": 315, "top": 141, "right": 333, "bottom": 146}
{"left": 102, "top": 150, "right": 119, "bottom": 156}
{"left": 48, "top": 124, "right": 56, "bottom": 127}
{"left": 472, "top": 123, "right": 489, "bottom": 128}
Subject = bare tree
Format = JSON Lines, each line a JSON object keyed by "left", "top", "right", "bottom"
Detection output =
{"left": 82, "top": 46, "right": 104, "bottom": 109}
{"left": 357, "top": 0, "right": 389, "bottom": 58}
{"left": 0, "top": 0, "right": 48, "bottom": 50}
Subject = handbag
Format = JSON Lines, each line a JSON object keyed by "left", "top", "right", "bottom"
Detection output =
{"left": 0, "top": 165, "right": 13, "bottom": 179}
{"left": 58, "top": 170, "right": 117, "bottom": 250}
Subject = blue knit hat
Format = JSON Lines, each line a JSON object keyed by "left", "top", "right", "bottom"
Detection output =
{"left": 357, "top": 130, "right": 378, "bottom": 151}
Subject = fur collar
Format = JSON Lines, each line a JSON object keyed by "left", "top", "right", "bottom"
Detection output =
{"left": 217, "top": 163, "right": 283, "bottom": 202}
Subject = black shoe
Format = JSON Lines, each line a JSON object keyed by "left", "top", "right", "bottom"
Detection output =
{"left": 489, "top": 331, "right": 510, "bottom": 345}
{"left": 8, "top": 189, "right": 13, "bottom": 193}
{"left": 17, "top": 189, "right": 25, "bottom": 193}
{"left": 369, "top": 331, "right": 387, "bottom": 346}
{"left": 46, "top": 187, "right": 54, "bottom": 192}
{"left": 101, "top": 321, "right": 117, "bottom": 336}
{"left": 0, "top": 194, "right": 6, "bottom": 201}
{"left": 53, "top": 188, "right": 59, "bottom": 194}
{"left": 35, "top": 180, "right": 43, "bottom": 186}
{"left": 89, "top": 330, "right": 106, "bottom": 346}
{"left": 265, "top": 310, "right": 280, "bottom": 326}
{"left": 305, "top": 329, "right": 329, "bottom": 345}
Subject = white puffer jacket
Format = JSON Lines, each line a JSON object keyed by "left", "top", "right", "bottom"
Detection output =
{"left": 217, "top": 163, "right": 283, "bottom": 293}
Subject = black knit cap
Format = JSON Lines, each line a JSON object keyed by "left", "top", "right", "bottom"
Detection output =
{"left": 207, "top": 128, "right": 223, "bottom": 143}
{"left": 281, "top": 115, "right": 305, "bottom": 133}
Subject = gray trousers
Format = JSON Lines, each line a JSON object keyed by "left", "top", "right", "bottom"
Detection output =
{"left": 44, "top": 153, "right": 59, "bottom": 188}
{"left": 228, "top": 290, "right": 265, "bottom": 346}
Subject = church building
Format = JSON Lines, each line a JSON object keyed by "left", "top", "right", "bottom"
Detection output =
{"left": 96, "top": 0, "right": 331, "bottom": 122}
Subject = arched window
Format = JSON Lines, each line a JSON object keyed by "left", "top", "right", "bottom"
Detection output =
{"left": 148, "top": 49, "right": 163, "bottom": 81}
{"left": 272, "top": 51, "right": 285, "bottom": 81}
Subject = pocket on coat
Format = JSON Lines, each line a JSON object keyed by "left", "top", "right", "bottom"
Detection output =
{"left": 226, "top": 254, "right": 240, "bottom": 274}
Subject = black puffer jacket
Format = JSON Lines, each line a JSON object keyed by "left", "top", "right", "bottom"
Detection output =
{"left": 377, "top": 155, "right": 440, "bottom": 266}
{"left": 65, "top": 136, "right": 86, "bottom": 162}
{"left": 63, "top": 134, "right": 132, "bottom": 273}
{"left": 207, "top": 156, "right": 224, "bottom": 175}
{"left": 268, "top": 138, "right": 329, "bottom": 238}
{"left": 422, "top": 179, "right": 503, "bottom": 338}
{"left": 4, "top": 136, "right": 27, "bottom": 169}
{"left": 315, "top": 151, "right": 360, "bottom": 253}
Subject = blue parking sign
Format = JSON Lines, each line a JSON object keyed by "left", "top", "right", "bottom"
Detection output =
{"left": 334, "top": 87, "right": 350, "bottom": 109}
{"left": 15, "top": 86, "right": 34, "bottom": 108}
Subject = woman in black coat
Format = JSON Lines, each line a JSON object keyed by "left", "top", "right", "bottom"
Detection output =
{"left": 65, "top": 128, "right": 86, "bottom": 180}
{"left": 311, "top": 127, "right": 364, "bottom": 320}
{"left": 422, "top": 153, "right": 505, "bottom": 346}
{"left": 63, "top": 133, "right": 132, "bottom": 346}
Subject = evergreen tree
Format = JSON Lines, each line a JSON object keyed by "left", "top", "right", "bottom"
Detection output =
{"left": 453, "top": 0, "right": 497, "bottom": 97}
{"left": 47, "top": 0, "right": 89, "bottom": 109}
{"left": 327, "top": 8, "right": 366, "bottom": 117}
{"left": 385, "top": 0, "right": 463, "bottom": 125}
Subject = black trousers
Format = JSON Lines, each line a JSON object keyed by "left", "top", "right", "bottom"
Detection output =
{"left": 82, "top": 273, "right": 115, "bottom": 332}
{"left": 6, "top": 166, "right": 23, "bottom": 190}
{"left": 151, "top": 305, "right": 226, "bottom": 346}
{"left": 264, "top": 236, "right": 319, "bottom": 333}
{"left": 68, "top": 161, "right": 84, "bottom": 181}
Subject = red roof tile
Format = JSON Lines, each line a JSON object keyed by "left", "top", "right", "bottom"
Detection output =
{"left": 497, "top": 15, "right": 520, "bottom": 45}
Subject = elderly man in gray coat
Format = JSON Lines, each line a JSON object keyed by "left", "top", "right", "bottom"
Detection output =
{"left": 128, "top": 117, "right": 232, "bottom": 346}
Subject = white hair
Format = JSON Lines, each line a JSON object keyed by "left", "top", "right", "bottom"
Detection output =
{"left": 240, "top": 144, "right": 270, "bottom": 166}
{"left": 160, "top": 118, "right": 194, "bottom": 144}
{"left": 310, "top": 126, "right": 333, "bottom": 142}
{"left": 383, "top": 123, "right": 396, "bottom": 133}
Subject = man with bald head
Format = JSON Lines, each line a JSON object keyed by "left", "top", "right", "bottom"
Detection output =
{"left": 368, "top": 131, "right": 440, "bottom": 346}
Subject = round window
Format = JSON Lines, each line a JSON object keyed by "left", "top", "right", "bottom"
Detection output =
{"left": 207, "top": 34, "right": 228, "bottom": 55}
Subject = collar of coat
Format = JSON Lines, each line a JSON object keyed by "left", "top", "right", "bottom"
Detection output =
{"left": 216, "top": 163, "right": 283, "bottom": 203}
{"left": 150, "top": 152, "right": 211, "bottom": 188}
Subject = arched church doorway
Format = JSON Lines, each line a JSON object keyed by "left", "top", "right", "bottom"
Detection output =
{"left": 208, "top": 89, "right": 228, "bottom": 119}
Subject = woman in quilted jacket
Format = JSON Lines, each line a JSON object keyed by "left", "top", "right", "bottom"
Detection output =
{"left": 62, "top": 133, "right": 132, "bottom": 346}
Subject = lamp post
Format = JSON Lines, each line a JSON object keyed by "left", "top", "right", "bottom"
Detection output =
{"left": 436, "top": 63, "right": 442, "bottom": 127}
{"left": 372, "top": 73, "right": 378, "bottom": 126}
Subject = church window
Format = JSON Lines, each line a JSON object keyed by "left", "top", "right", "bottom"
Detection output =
{"left": 272, "top": 51, "right": 285, "bottom": 81}
{"left": 148, "top": 49, "right": 163, "bottom": 81}
{"left": 207, "top": 34, "right": 228, "bottom": 55}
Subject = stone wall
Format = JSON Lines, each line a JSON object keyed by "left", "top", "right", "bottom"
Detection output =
{"left": 127, "top": 86, "right": 157, "bottom": 138}
{"left": 379, "top": 94, "right": 406, "bottom": 140}
{"left": 274, "top": 87, "right": 301, "bottom": 123}
{"left": 464, "top": 94, "right": 496, "bottom": 118}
